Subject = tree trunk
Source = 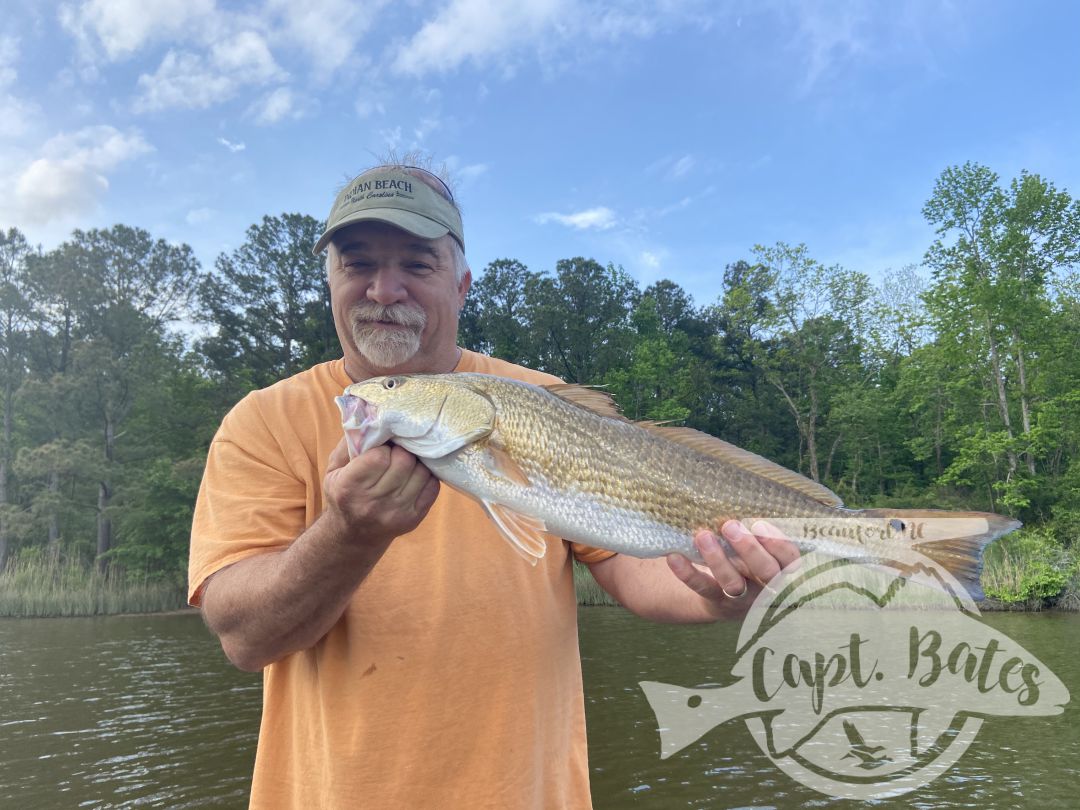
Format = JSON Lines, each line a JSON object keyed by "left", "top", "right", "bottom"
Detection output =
{"left": 824, "top": 433, "right": 843, "bottom": 484}
{"left": 47, "top": 469, "right": 60, "bottom": 556}
{"left": 1012, "top": 329, "right": 1037, "bottom": 476}
{"left": 96, "top": 414, "right": 115, "bottom": 573}
{"left": 0, "top": 455, "right": 8, "bottom": 572}
{"left": 0, "top": 353, "right": 11, "bottom": 572}
{"left": 769, "top": 376, "right": 818, "bottom": 481}
{"left": 806, "top": 388, "right": 820, "bottom": 482}
{"left": 985, "top": 317, "right": 1018, "bottom": 476}
{"left": 934, "top": 397, "right": 944, "bottom": 477}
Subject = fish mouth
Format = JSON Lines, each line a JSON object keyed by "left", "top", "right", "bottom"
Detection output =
{"left": 335, "top": 394, "right": 389, "bottom": 458}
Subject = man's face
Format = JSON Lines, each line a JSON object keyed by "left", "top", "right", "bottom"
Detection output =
{"left": 328, "top": 221, "right": 470, "bottom": 378}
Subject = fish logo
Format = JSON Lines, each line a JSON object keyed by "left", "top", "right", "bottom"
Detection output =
{"left": 640, "top": 546, "right": 1071, "bottom": 800}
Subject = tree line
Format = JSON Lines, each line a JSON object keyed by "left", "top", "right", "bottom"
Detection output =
{"left": 1, "top": 162, "right": 1078, "bottom": 583}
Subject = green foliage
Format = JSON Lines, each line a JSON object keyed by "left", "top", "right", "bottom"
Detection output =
{"left": 3, "top": 158, "right": 1079, "bottom": 614}
{"left": 198, "top": 213, "right": 337, "bottom": 395}
{"left": 982, "top": 529, "right": 1079, "bottom": 607}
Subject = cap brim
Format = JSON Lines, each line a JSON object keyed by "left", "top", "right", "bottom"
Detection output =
{"left": 312, "top": 208, "right": 451, "bottom": 255}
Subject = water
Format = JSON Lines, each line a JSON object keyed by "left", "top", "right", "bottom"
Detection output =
{"left": 0, "top": 614, "right": 260, "bottom": 809}
{"left": 0, "top": 610, "right": 1077, "bottom": 808}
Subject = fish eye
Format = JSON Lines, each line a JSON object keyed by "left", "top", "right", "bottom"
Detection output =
{"left": 384, "top": 378, "right": 399, "bottom": 390}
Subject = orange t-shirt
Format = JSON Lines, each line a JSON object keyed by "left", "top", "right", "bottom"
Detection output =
{"left": 189, "top": 350, "right": 614, "bottom": 810}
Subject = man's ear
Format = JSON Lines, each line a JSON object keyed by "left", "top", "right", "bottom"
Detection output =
{"left": 458, "top": 268, "right": 472, "bottom": 308}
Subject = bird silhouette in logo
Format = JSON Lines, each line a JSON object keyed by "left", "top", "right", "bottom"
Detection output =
{"left": 840, "top": 719, "right": 893, "bottom": 770}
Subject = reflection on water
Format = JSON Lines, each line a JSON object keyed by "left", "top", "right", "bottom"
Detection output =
{"left": 0, "top": 610, "right": 1077, "bottom": 808}
{"left": 0, "top": 614, "right": 261, "bottom": 809}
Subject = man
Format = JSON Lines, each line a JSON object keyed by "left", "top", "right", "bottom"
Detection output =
{"left": 189, "top": 163, "right": 796, "bottom": 809}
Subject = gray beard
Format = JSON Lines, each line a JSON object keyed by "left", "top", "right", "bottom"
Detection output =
{"left": 349, "top": 302, "right": 427, "bottom": 369}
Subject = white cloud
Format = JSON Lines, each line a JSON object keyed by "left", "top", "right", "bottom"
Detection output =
{"left": 393, "top": 0, "right": 565, "bottom": 76}
{"left": 655, "top": 196, "right": 693, "bottom": 217}
{"left": 217, "top": 136, "right": 245, "bottom": 152}
{"left": 250, "top": 86, "right": 297, "bottom": 124}
{"left": 788, "top": 2, "right": 870, "bottom": 90}
{"left": 413, "top": 116, "right": 441, "bottom": 143}
{"left": 456, "top": 163, "right": 488, "bottom": 182}
{"left": 9, "top": 125, "right": 152, "bottom": 225}
{"left": 536, "top": 206, "right": 617, "bottom": 230}
{"left": 776, "top": 1, "right": 965, "bottom": 92}
{"left": 0, "top": 35, "right": 17, "bottom": 87}
{"left": 0, "top": 94, "right": 36, "bottom": 139}
{"left": 0, "top": 35, "right": 38, "bottom": 139}
{"left": 379, "top": 125, "right": 402, "bottom": 151}
{"left": 392, "top": 0, "right": 707, "bottom": 77}
{"left": 59, "top": 0, "right": 217, "bottom": 61}
{"left": 265, "top": 0, "right": 387, "bottom": 74}
{"left": 669, "top": 154, "right": 694, "bottom": 179}
{"left": 355, "top": 97, "right": 385, "bottom": 118}
{"left": 186, "top": 207, "right": 215, "bottom": 224}
{"left": 646, "top": 152, "right": 701, "bottom": 180}
{"left": 134, "top": 31, "right": 284, "bottom": 112}
{"left": 640, "top": 250, "right": 661, "bottom": 269}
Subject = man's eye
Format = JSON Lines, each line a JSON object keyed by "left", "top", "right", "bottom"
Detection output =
{"left": 408, "top": 263, "right": 433, "bottom": 274}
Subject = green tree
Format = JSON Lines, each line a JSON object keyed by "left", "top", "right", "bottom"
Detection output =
{"left": 0, "top": 228, "right": 34, "bottom": 569}
{"left": 46, "top": 226, "right": 200, "bottom": 569}
{"left": 529, "top": 257, "right": 639, "bottom": 382}
{"left": 922, "top": 163, "right": 1080, "bottom": 513}
{"left": 747, "top": 243, "right": 873, "bottom": 482}
{"left": 459, "top": 258, "right": 540, "bottom": 367}
{"left": 199, "top": 213, "right": 336, "bottom": 394}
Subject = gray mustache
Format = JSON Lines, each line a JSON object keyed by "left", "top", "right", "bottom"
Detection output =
{"left": 349, "top": 303, "right": 427, "bottom": 330}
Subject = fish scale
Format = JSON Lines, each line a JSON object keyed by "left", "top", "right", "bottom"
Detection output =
{"left": 474, "top": 376, "right": 831, "bottom": 534}
{"left": 338, "top": 372, "right": 1021, "bottom": 596}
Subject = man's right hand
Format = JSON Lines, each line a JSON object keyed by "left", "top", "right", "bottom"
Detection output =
{"left": 322, "top": 437, "right": 441, "bottom": 548}
{"left": 202, "top": 437, "right": 441, "bottom": 671}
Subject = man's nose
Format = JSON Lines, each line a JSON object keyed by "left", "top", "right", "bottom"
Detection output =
{"left": 366, "top": 268, "right": 407, "bottom": 305}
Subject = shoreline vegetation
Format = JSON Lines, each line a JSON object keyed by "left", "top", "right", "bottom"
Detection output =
{"left": 0, "top": 555, "right": 187, "bottom": 618}
{"left": 2, "top": 541, "right": 1077, "bottom": 618}
{"left": 1, "top": 161, "right": 1078, "bottom": 619}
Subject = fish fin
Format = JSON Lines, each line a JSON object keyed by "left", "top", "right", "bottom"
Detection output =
{"left": 860, "top": 508, "right": 1022, "bottom": 600}
{"left": 542, "top": 383, "right": 626, "bottom": 419}
{"left": 487, "top": 444, "right": 532, "bottom": 487}
{"left": 481, "top": 499, "right": 548, "bottom": 565}
{"left": 645, "top": 426, "right": 844, "bottom": 508}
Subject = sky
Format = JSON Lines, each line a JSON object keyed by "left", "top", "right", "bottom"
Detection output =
{"left": 2, "top": 0, "right": 1079, "bottom": 307}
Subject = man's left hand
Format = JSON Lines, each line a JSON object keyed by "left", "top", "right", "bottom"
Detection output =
{"left": 666, "top": 520, "right": 800, "bottom": 617}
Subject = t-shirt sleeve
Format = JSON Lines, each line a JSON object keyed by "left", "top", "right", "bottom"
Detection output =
{"left": 570, "top": 543, "right": 617, "bottom": 564}
{"left": 188, "top": 397, "right": 308, "bottom": 606}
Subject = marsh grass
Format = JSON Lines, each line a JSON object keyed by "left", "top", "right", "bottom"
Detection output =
{"left": 980, "top": 529, "right": 1080, "bottom": 611}
{"left": 573, "top": 561, "right": 619, "bottom": 607}
{"left": 0, "top": 554, "right": 186, "bottom": 618}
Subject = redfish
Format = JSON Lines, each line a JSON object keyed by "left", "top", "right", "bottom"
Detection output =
{"left": 336, "top": 374, "right": 1019, "bottom": 598}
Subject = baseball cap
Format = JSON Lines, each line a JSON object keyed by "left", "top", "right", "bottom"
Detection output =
{"left": 312, "top": 167, "right": 464, "bottom": 255}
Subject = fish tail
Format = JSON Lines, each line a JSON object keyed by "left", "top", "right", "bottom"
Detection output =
{"left": 859, "top": 508, "right": 1022, "bottom": 600}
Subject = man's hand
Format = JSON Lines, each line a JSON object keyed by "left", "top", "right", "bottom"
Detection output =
{"left": 586, "top": 520, "right": 800, "bottom": 623}
{"left": 666, "top": 520, "right": 800, "bottom": 618}
{"left": 201, "top": 438, "right": 440, "bottom": 671}
{"left": 323, "top": 437, "right": 441, "bottom": 548}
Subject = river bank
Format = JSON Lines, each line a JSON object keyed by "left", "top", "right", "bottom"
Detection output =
{"left": 3, "top": 541, "right": 1077, "bottom": 617}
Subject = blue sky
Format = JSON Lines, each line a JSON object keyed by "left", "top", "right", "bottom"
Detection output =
{"left": 2, "top": 0, "right": 1079, "bottom": 306}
